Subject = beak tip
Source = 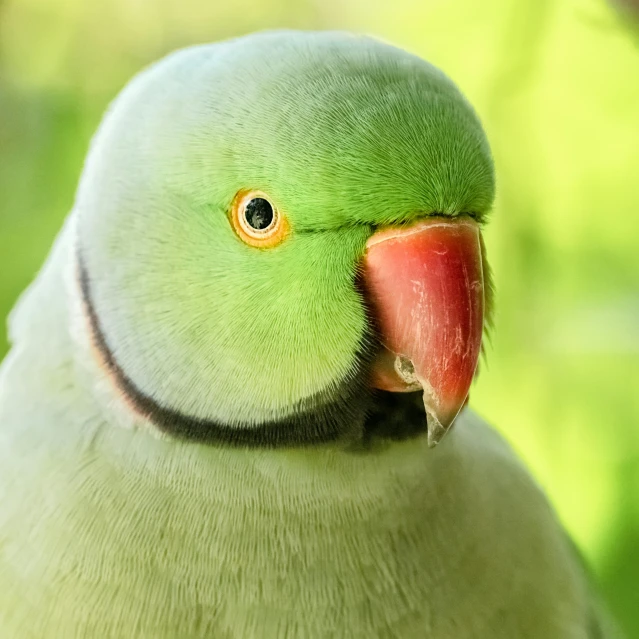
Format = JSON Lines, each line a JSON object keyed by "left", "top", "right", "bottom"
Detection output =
{"left": 424, "top": 399, "right": 464, "bottom": 448}
{"left": 426, "top": 414, "right": 450, "bottom": 448}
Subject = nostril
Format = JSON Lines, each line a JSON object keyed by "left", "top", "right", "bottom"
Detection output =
{"left": 394, "top": 355, "right": 418, "bottom": 385}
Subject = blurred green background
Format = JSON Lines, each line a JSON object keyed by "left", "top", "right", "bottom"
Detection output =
{"left": 1, "top": 0, "right": 638, "bottom": 634}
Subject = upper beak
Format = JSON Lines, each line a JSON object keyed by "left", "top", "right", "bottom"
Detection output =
{"left": 362, "top": 216, "right": 485, "bottom": 447}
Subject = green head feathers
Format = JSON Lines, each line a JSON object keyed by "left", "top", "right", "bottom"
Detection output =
{"left": 74, "top": 30, "right": 494, "bottom": 445}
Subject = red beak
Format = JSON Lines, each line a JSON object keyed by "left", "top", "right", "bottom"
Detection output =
{"left": 362, "top": 216, "right": 485, "bottom": 447}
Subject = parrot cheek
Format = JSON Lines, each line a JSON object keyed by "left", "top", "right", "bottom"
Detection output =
{"left": 362, "top": 217, "right": 485, "bottom": 447}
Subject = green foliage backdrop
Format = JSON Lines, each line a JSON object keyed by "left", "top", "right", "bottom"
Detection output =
{"left": 1, "top": 0, "right": 637, "bottom": 633}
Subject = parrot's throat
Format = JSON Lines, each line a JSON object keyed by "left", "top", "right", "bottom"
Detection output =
{"left": 76, "top": 254, "right": 379, "bottom": 447}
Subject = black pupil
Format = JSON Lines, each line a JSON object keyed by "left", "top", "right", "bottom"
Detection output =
{"left": 244, "top": 198, "right": 274, "bottom": 230}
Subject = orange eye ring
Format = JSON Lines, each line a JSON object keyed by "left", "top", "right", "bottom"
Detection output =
{"left": 230, "top": 189, "right": 289, "bottom": 248}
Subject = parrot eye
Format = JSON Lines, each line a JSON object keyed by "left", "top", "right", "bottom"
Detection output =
{"left": 230, "top": 189, "right": 289, "bottom": 248}
{"left": 244, "top": 197, "right": 274, "bottom": 230}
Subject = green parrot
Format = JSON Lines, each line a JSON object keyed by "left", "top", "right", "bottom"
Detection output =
{"left": 0, "top": 30, "right": 619, "bottom": 638}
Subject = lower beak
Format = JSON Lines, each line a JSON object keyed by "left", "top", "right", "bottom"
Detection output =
{"left": 362, "top": 216, "right": 485, "bottom": 447}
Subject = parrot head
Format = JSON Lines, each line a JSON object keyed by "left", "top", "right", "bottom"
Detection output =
{"left": 74, "top": 31, "right": 495, "bottom": 448}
